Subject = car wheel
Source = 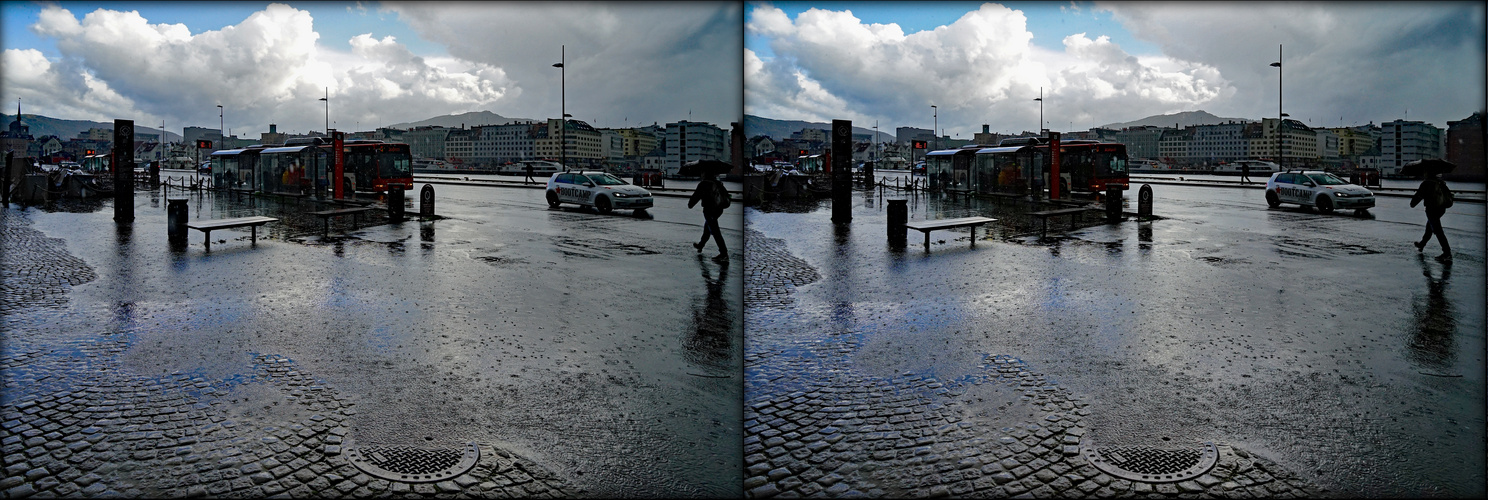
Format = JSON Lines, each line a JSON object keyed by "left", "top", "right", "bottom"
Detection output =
{"left": 595, "top": 196, "right": 613, "bottom": 214}
{"left": 546, "top": 191, "right": 560, "bottom": 208}
{"left": 1316, "top": 195, "right": 1334, "bottom": 214}
{"left": 1265, "top": 190, "right": 1281, "bottom": 208}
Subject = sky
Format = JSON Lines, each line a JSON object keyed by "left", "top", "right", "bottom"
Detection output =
{"left": 1, "top": 1, "right": 744, "bottom": 138}
{"left": 746, "top": 1, "right": 1486, "bottom": 140}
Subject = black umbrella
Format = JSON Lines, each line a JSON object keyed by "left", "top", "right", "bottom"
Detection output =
{"left": 677, "top": 159, "right": 733, "bottom": 177}
{"left": 1399, "top": 158, "right": 1456, "bottom": 178}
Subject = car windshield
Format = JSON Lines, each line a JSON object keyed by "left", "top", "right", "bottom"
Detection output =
{"left": 585, "top": 173, "right": 628, "bottom": 186}
{"left": 1306, "top": 173, "right": 1349, "bottom": 185}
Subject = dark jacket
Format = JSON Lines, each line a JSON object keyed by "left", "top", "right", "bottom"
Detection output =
{"left": 689, "top": 178, "right": 725, "bottom": 216}
{"left": 1411, "top": 178, "right": 1449, "bottom": 212}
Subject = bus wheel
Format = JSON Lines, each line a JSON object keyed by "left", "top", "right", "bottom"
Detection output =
{"left": 595, "top": 196, "right": 613, "bottom": 214}
{"left": 1265, "top": 191, "right": 1281, "bottom": 208}
{"left": 546, "top": 191, "right": 560, "bottom": 208}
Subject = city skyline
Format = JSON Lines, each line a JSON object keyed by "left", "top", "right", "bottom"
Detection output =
{"left": 1, "top": 2, "right": 744, "bottom": 139}
{"left": 746, "top": 1, "right": 1485, "bottom": 139}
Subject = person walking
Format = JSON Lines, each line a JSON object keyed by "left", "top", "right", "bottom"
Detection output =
{"left": 1240, "top": 162, "right": 1251, "bottom": 185}
{"left": 688, "top": 170, "right": 730, "bottom": 262}
{"left": 1410, "top": 172, "right": 1453, "bottom": 261}
{"left": 524, "top": 162, "right": 535, "bottom": 184}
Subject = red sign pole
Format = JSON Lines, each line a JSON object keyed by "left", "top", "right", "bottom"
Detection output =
{"left": 332, "top": 130, "right": 344, "bottom": 199}
{"left": 1049, "top": 131, "right": 1061, "bottom": 199}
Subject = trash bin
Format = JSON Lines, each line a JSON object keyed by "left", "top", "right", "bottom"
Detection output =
{"left": 167, "top": 198, "right": 188, "bottom": 243}
{"left": 887, "top": 199, "right": 908, "bottom": 246}
{"left": 387, "top": 185, "right": 405, "bottom": 220}
{"left": 1105, "top": 184, "right": 1126, "bottom": 223}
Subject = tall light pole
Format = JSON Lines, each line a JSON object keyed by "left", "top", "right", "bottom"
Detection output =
{"left": 553, "top": 46, "right": 565, "bottom": 171}
{"left": 319, "top": 87, "right": 329, "bottom": 137}
{"left": 216, "top": 104, "right": 223, "bottom": 151}
{"left": 931, "top": 105, "right": 937, "bottom": 151}
{"left": 1034, "top": 87, "right": 1044, "bottom": 135}
{"left": 1271, "top": 45, "right": 1283, "bottom": 168}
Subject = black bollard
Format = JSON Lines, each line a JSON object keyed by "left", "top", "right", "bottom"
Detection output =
{"left": 1138, "top": 184, "right": 1153, "bottom": 219}
{"left": 387, "top": 185, "right": 405, "bottom": 221}
{"left": 167, "top": 198, "right": 188, "bottom": 244}
{"left": 419, "top": 184, "right": 435, "bottom": 218}
{"left": 887, "top": 199, "right": 908, "bottom": 247}
{"left": 1105, "top": 184, "right": 1126, "bottom": 223}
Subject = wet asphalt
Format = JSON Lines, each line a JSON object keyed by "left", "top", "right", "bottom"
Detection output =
{"left": 744, "top": 179, "right": 1484, "bottom": 497}
{"left": 2, "top": 180, "right": 743, "bottom": 497}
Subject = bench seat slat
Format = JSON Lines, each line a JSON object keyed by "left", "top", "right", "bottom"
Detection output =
{"left": 904, "top": 216, "right": 996, "bottom": 231}
{"left": 186, "top": 216, "right": 278, "bottom": 230}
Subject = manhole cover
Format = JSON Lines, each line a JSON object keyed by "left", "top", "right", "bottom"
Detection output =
{"left": 345, "top": 443, "right": 480, "bottom": 483}
{"left": 1081, "top": 442, "right": 1217, "bottom": 483}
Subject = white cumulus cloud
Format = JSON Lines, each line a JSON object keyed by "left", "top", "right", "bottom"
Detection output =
{"left": 746, "top": 3, "right": 1233, "bottom": 138}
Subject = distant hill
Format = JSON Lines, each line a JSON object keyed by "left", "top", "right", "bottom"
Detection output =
{"left": 744, "top": 114, "right": 895, "bottom": 143}
{"left": 1, "top": 114, "right": 181, "bottom": 142}
{"left": 387, "top": 111, "right": 538, "bottom": 130}
{"left": 1099, "top": 110, "right": 1253, "bottom": 130}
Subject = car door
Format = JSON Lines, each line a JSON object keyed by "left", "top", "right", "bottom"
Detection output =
{"left": 1276, "top": 173, "right": 1303, "bottom": 204}
{"left": 555, "top": 173, "right": 579, "bottom": 203}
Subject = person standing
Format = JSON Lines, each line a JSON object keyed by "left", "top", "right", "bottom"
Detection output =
{"left": 1410, "top": 172, "right": 1453, "bottom": 261}
{"left": 688, "top": 170, "right": 729, "bottom": 262}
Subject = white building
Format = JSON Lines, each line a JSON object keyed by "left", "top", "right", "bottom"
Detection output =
{"left": 665, "top": 120, "right": 726, "bottom": 176}
{"left": 1380, "top": 120, "right": 1444, "bottom": 175}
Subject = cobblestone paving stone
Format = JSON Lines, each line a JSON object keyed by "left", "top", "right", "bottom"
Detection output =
{"left": 1, "top": 208, "right": 98, "bottom": 315}
{"left": 743, "top": 222, "right": 1327, "bottom": 499}
{"left": 1, "top": 206, "right": 578, "bottom": 499}
{"left": 745, "top": 229, "right": 821, "bottom": 309}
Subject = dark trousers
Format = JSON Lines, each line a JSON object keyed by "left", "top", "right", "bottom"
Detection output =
{"left": 698, "top": 212, "right": 726, "bottom": 254}
{"left": 1419, "top": 209, "right": 1450, "bottom": 253}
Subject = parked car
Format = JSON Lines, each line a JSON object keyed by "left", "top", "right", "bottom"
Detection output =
{"left": 546, "top": 170, "right": 653, "bottom": 214}
{"left": 198, "top": 161, "right": 212, "bottom": 174}
{"left": 1264, "top": 170, "right": 1375, "bottom": 214}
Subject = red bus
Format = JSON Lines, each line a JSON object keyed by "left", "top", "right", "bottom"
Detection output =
{"left": 1035, "top": 140, "right": 1129, "bottom": 193}
{"left": 323, "top": 139, "right": 412, "bottom": 193}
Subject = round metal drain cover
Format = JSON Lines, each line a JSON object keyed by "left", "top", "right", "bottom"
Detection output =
{"left": 345, "top": 443, "right": 480, "bottom": 483}
{"left": 1081, "top": 442, "right": 1217, "bottom": 483}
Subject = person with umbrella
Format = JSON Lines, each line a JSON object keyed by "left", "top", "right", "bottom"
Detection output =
{"left": 686, "top": 160, "right": 731, "bottom": 262}
{"left": 1407, "top": 159, "right": 1456, "bottom": 262}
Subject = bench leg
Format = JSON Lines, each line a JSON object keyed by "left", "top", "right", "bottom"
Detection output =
{"left": 970, "top": 225, "right": 975, "bottom": 247}
{"left": 251, "top": 225, "right": 257, "bottom": 245}
{"left": 924, "top": 231, "right": 931, "bottom": 252}
{"left": 203, "top": 230, "right": 211, "bottom": 251}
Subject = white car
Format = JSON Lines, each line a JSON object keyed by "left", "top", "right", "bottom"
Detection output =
{"left": 1264, "top": 170, "right": 1375, "bottom": 214}
{"left": 546, "top": 170, "right": 654, "bottom": 213}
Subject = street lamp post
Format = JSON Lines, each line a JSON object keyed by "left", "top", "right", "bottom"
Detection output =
{"left": 319, "top": 88, "right": 329, "bottom": 138}
{"left": 553, "top": 46, "right": 565, "bottom": 171}
{"left": 931, "top": 105, "right": 937, "bottom": 151}
{"left": 1034, "top": 87, "right": 1044, "bottom": 135}
{"left": 1271, "top": 45, "right": 1283, "bottom": 168}
{"left": 216, "top": 104, "right": 223, "bottom": 151}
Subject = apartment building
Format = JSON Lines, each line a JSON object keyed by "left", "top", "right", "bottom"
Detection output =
{"left": 1380, "top": 119, "right": 1444, "bottom": 174}
{"left": 665, "top": 120, "right": 726, "bottom": 176}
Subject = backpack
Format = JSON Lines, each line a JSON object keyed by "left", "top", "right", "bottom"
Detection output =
{"left": 1434, "top": 181, "right": 1454, "bottom": 209}
{"left": 711, "top": 179, "right": 731, "bottom": 209}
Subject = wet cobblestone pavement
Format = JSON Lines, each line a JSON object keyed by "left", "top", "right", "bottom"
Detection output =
{"left": 2, "top": 209, "right": 575, "bottom": 498}
{"left": 743, "top": 215, "right": 1326, "bottom": 498}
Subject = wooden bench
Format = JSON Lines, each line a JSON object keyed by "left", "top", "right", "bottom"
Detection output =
{"left": 903, "top": 216, "right": 998, "bottom": 251}
{"left": 1028, "top": 207, "right": 1092, "bottom": 237}
{"left": 308, "top": 206, "right": 377, "bottom": 234}
{"left": 186, "top": 216, "right": 278, "bottom": 250}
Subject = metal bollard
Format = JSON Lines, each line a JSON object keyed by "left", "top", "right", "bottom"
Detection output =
{"left": 887, "top": 199, "right": 908, "bottom": 247}
{"left": 167, "top": 199, "right": 188, "bottom": 244}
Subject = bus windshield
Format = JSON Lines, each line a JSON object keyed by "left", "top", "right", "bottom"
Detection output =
{"left": 1096, "top": 151, "right": 1127, "bottom": 176}
{"left": 379, "top": 150, "right": 411, "bottom": 177}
